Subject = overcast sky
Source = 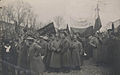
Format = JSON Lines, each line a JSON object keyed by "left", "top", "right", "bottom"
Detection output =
{"left": 1, "top": 0, "right": 120, "bottom": 30}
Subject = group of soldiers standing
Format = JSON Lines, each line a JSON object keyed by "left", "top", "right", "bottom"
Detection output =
{"left": 1, "top": 30, "right": 120, "bottom": 75}
{"left": 43, "top": 32, "right": 83, "bottom": 73}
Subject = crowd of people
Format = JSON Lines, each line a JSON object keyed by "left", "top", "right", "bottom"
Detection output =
{"left": 1, "top": 30, "right": 120, "bottom": 75}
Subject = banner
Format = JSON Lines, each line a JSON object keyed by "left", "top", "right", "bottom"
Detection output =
{"left": 94, "top": 15, "right": 102, "bottom": 32}
{"left": 70, "top": 26, "right": 93, "bottom": 37}
{"left": 37, "top": 22, "right": 56, "bottom": 35}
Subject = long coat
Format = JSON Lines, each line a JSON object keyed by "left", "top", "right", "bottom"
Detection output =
{"left": 49, "top": 39, "right": 61, "bottom": 68}
{"left": 71, "top": 40, "right": 83, "bottom": 67}
{"left": 29, "top": 43, "right": 45, "bottom": 75}
{"left": 1, "top": 45, "right": 9, "bottom": 75}
{"left": 43, "top": 40, "right": 52, "bottom": 68}
{"left": 38, "top": 39, "right": 48, "bottom": 56}
{"left": 1, "top": 43, "right": 18, "bottom": 75}
{"left": 60, "top": 38, "right": 71, "bottom": 68}
{"left": 18, "top": 41, "right": 30, "bottom": 70}
{"left": 89, "top": 36, "right": 102, "bottom": 63}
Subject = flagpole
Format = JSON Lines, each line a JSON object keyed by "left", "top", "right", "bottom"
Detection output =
{"left": 94, "top": 0, "right": 102, "bottom": 33}
{"left": 96, "top": 0, "right": 100, "bottom": 18}
{"left": 97, "top": 0, "right": 100, "bottom": 33}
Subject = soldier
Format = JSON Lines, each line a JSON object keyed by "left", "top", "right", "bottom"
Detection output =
{"left": 37, "top": 37, "right": 48, "bottom": 56}
{"left": 9, "top": 40, "right": 18, "bottom": 75}
{"left": 89, "top": 33, "right": 102, "bottom": 65}
{"left": 43, "top": 34, "right": 55, "bottom": 72}
{"left": 1, "top": 40, "right": 10, "bottom": 75}
{"left": 60, "top": 32, "right": 71, "bottom": 73}
{"left": 49, "top": 35, "right": 61, "bottom": 72}
{"left": 71, "top": 35, "right": 83, "bottom": 70}
{"left": 1, "top": 39, "right": 17, "bottom": 75}
{"left": 26, "top": 37, "right": 45, "bottom": 75}
{"left": 17, "top": 39, "right": 30, "bottom": 75}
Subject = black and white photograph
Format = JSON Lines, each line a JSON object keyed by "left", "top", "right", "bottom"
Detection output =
{"left": 0, "top": 0, "right": 120, "bottom": 75}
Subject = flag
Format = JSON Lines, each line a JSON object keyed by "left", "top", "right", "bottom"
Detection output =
{"left": 66, "top": 24, "right": 70, "bottom": 34}
{"left": 37, "top": 22, "right": 56, "bottom": 36}
{"left": 84, "top": 26, "right": 94, "bottom": 37}
{"left": 112, "top": 22, "right": 114, "bottom": 32}
{"left": 70, "top": 26, "right": 93, "bottom": 37}
{"left": 94, "top": 15, "right": 102, "bottom": 32}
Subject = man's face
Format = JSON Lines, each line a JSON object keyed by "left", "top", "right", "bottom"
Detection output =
{"left": 76, "top": 33, "right": 79, "bottom": 37}
{"left": 26, "top": 40, "right": 33, "bottom": 46}
{"left": 73, "top": 35, "right": 77, "bottom": 41}
{"left": 50, "top": 35, "right": 55, "bottom": 40}
{"left": 60, "top": 33, "right": 65, "bottom": 39}
{"left": 73, "top": 35, "right": 77, "bottom": 39}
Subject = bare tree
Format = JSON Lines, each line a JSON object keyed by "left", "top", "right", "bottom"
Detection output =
{"left": 0, "top": 6, "right": 10, "bottom": 22}
{"left": 0, "top": 0, "right": 38, "bottom": 39}
{"left": 0, "top": 0, "right": 32, "bottom": 25}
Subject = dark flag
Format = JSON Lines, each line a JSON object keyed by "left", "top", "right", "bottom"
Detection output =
{"left": 84, "top": 26, "right": 93, "bottom": 37}
{"left": 71, "top": 26, "right": 93, "bottom": 37}
{"left": 94, "top": 15, "right": 102, "bottom": 32}
{"left": 112, "top": 22, "right": 114, "bottom": 32}
{"left": 37, "top": 22, "right": 56, "bottom": 36}
{"left": 66, "top": 24, "right": 70, "bottom": 34}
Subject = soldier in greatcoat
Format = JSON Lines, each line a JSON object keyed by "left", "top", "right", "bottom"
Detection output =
{"left": 17, "top": 39, "right": 30, "bottom": 75}
{"left": 89, "top": 33, "right": 102, "bottom": 65}
{"left": 1, "top": 40, "right": 10, "bottom": 75}
{"left": 71, "top": 35, "right": 83, "bottom": 70}
{"left": 49, "top": 35, "right": 61, "bottom": 72}
{"left": 37, "top": 37, "right": 48, "bottom": 56}
{"left": 43, "top": 34, "right": 55, "bottom": 72}
{"left": 1, "top": 39, "right": 18, "bottom": 75}
{"left": 60, "top": 32, "right": 71, "bottom": 73}
{"left": 26, "top": 37, "right": 45, "bottom": 75}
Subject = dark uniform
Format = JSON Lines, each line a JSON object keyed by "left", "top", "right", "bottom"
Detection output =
{"left": 29, "top": 42, "right": 45, "bottom": 75}
{"left": 43, "top": 39, "right": 53, "bottom": 71}
{"left": 60, "top": 37, "right": 71, "bottom": 72}
{"left": 49, "top": 38, "right": 61, "bottom": 72}
{"left": 1, "top": 41, "right": 17, "bottom": 75}
{"left": 71, "top": 39, "right": 83, "bottom": 70}
{"left": 1, "top": 43, "right": 9, "bottom": 75}
{"left": 89, "top": 36, "right": 102, "bottom": 64}
{"left": 17, "top": 41, "right": 30, "bottom": 75}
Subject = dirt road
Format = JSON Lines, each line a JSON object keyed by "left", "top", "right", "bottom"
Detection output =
{"left": 44, "top": 58, "right": 112, "bottom": 75}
